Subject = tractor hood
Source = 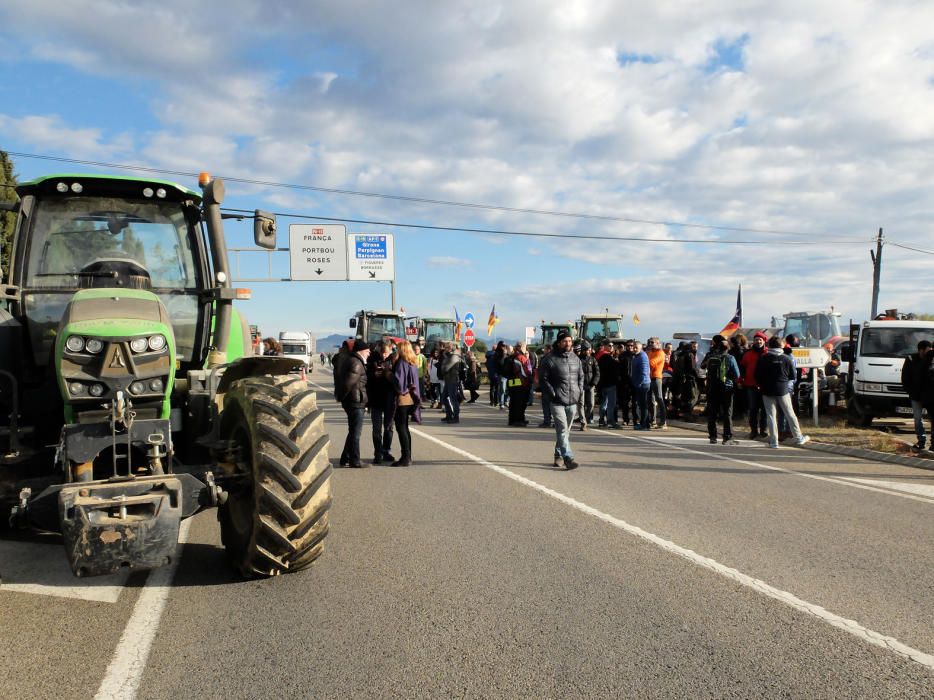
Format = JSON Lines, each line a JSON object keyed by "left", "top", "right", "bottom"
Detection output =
{"left": 61, "top": 288, "right": 169, "bottom": 329}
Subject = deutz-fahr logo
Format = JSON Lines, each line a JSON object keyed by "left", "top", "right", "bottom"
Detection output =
{"left": 109, "top": 346, "right": 127, "bottom": 369}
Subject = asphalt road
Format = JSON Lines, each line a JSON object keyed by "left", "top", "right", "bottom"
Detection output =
{"left": 2, "top": 367, "right": 934, "bottom": 698}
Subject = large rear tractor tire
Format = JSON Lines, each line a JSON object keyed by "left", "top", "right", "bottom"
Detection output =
{"left": 219, "top": 375, "right": 332, "bottom": 576}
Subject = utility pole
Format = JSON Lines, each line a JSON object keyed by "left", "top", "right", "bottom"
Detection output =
{"left": 869, "top": 228, "right": 883, "bottom": 319}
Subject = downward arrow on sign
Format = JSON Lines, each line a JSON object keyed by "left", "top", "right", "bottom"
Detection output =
{"left": 315, "top": 268, "right": 323, "bottom": 275}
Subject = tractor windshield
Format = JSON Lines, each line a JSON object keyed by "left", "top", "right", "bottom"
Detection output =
{"left": 582, "top": 319, "right": 620, "bottom": 340}
{"left": 424, "top": 321, "right": 455, "bottom": 345}
{"left": 22, "top": 196, "right": 202, "bottom": 362}
{"left": 366, "top": 315, "right": 405, "bottom": 343}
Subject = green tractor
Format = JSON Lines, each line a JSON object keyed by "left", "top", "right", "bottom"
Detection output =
{"left": 0, "top": 173, "right": 332, "bottom": 577}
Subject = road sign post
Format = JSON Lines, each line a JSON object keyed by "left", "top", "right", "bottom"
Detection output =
{"left": 289, "top": 224, "right": 348, "bottom": 280}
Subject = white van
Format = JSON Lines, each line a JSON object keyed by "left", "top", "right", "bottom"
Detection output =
{"left": 844, "top": 319, "right": 934, "bottom": 426}
{"left": 279, "top": 331, "right": 314, "bottom": 372}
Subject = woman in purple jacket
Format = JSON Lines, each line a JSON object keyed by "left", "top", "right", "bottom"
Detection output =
{"left": 392, "top": 340, "right": 422, "bottom": 466}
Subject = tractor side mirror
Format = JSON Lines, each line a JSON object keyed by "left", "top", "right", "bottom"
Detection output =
{"left": 840, "top": 344, "right": 854, "bottom": 363}
{"left": 349, "top": 318, "right": 357, "bottom": 329}
{"left": 254, "top": 210, "right": 277, "bottom": 250}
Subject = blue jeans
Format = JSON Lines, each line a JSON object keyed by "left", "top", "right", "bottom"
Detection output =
{"left": 370, "top": 405, "right": 394, "bottom": 459}
{"left": 551, "top": 403, "right": 577, "bottom": 459}
{"left": 341, "top": 405, "right": 364, "bottom": 464}
{"left": 499, "top": 377, "right": 509, "bottom": 407}
{"left": 600, "top": 386, "right": 617, "bottom": 425}
{"left": 912, "top": 400, "right": 927, "bottom": 445}
{"left": 443, "top": 381, "right": 460, "bottom": 420}
{"left": 634, "top": 382, "right": 651, "bottom": 428}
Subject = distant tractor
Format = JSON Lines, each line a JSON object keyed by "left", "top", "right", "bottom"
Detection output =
{"left": 349, "top": 309, "right": 407, "bottom": 344}
{"left": 417, "top": 316, "right": 457, "bottom": 352}
{"left": 576, "top": 313, "right": 625, "bottom": 345}
{"left": 534, "top": 322, "right": 576, "bottom": 351}
{"left": 0, "top": 173, "right": 332, "bottom": 578}
{"left": 781, "top": 310, "right": 843, "bottom": 348}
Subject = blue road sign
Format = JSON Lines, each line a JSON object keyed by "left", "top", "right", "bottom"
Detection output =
{"left": 464, "top": 312, "right": 475, "bottom": 329}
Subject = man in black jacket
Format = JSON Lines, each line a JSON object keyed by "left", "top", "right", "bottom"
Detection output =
{"left": 901, "top": 340, "right": 933, "bottom": 451}
{"left": 367, "top": 340, "right": 396, "bottom": 464}
{"left": 576, "top": 341, "right": 600, "bottom": 431}
{"left": 755, "top": 336, "right": 809, "bottom": 449}
{"left": 540, "top": 331, "right": 584, "bottom": 469}
{"left": 337, "top": 339, "right": 370, "bottom": 467}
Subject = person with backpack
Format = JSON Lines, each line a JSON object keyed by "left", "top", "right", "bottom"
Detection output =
{"left": 755, "top": 336, "right": 810, "bottom": 448}
{"left": 701, "top": 334, "right": 741, "bottom": 445}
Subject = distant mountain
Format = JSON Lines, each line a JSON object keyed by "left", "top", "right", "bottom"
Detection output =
{"left": 317, "top": 333, "right": 353, "bottom": 351}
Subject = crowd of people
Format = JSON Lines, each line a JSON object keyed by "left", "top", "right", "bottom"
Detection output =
{"left": 327, "top": 330, "right": 824, "bottom": 471}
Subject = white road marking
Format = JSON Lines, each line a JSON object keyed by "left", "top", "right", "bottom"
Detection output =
{"left": 840, "top": 477, "right": 934, "bottom": 500}
{"left": 474, "top": 399, "right": 934, "bottom": 505}
{"left": 94, "top": 518, "right": 191, "bottom": 700}
{"left": 611, "top": 429, "right": 934, "bottom": 506}
{"left": 410, "top": 425, "right": 934, "bottom": 671}
{"left": 0, "top": 541, "right": 129, "bottom": 603}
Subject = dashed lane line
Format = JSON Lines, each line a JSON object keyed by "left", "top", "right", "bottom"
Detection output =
{"left": 409, "top": 425, "right": 934, "bottom": 671}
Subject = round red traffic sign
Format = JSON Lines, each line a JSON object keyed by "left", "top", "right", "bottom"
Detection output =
{"left": 464, "top": 328, "right": 476, "bottom": 348}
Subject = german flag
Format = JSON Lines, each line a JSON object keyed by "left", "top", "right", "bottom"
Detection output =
{"left": 719, "top": 285, "right": 743, "bottom": 337}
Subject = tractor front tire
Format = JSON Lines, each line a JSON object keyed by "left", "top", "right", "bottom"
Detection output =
{"left": 219, "top": 376, "right": 332, "bottom": 576}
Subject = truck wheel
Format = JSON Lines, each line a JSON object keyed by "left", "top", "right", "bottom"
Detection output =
{"left": 846, "top": 396, "right": 873, "bottom": 428}
{"left": 219, "top": 376, "right": 332, "bottom": 576}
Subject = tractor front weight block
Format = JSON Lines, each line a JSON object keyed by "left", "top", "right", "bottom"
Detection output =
{"left": 57, "top": 475, "right": 203, "bottom": 577}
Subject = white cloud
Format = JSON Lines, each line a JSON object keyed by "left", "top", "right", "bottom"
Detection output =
{"left": 4, "top": 0, "right": 934, "bottom": 337}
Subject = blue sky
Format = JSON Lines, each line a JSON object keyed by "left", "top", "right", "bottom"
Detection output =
{"left": 3, "top": 1, "right": 934, "bottom": 344}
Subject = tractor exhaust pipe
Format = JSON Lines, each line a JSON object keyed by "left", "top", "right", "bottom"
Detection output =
{"left": 200, "top": 174, "right": 232, "bottom": 367}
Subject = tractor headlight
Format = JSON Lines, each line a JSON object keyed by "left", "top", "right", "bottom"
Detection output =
{"left": 89, "top": 384, "right": 105, "bottom": 397}
{"left": 129, "top": 381, "right": 146, "bottom": 395}
{"left": 148, "top": 334, "right": 167, "bottom": 351}
{"left": 129, "top": 337, "right": 149, "bottom": 353}
{"left": 65, "top": 336, "right": 85, "bottom": 353}
{"left": 149, "top": 378, "right": 164, "bottom": 393}
{"left": 85, "top": 338, "right": 104, "bottom": 354}
{"left": 69, "top": 382, "right": 87, "bottom": 396}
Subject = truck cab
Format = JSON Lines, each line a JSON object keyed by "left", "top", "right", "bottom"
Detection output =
{"left": 844, "top": 317, "right": 934, "bottom": 426}
{"left": 278, "top": 330, "right": 313, "bottom": 371}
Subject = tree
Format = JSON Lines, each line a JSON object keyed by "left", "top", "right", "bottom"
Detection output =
{"left": 0, "top": 150, "right": 17, "bottom": 280}
{"left": 472, "top": 339, "right": 488, "bottom": 353}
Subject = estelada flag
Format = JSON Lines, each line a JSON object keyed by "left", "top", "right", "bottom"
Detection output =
{"left": 454, "top": 306, "right": 463, "bottom": 341}
{"left": 487, "top": 304, "right": 499, "bottom": 336}
{"left": 632, "top": 313, "right": 640, "bottom": 326}
{"left": 719, "top": 285, "right": 743, "bottom": 337}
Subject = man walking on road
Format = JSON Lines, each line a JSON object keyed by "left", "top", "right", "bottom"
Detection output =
{"left": 755, "top": 336, "right": 810, "bottom": 448}
{"left": 539, "top": 330, "right": 584, "bottom": 470}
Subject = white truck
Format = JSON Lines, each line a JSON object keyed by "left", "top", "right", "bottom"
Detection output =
{"left": 843, "top": 316, "right": 934, "bottom": 426}
{"left": 278, "top": 331, "right": 315, "bottom": 372}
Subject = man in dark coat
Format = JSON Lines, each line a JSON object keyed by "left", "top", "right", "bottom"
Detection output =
{"left": 366, "top": 339, "right": 396, "bottom": 464}
{"left": 337, "top": 339, "right": 370, "bottom": 467}
{"left": 540, "top": 330, "right": 584, "bottom": 470}
{"left": 576, "top": 341, "right": 600, "bottom": 431}
{"left": 902, "top": 340, "right": 933, "bottom": 451}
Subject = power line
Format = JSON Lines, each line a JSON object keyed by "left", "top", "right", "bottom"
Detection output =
{"left": 6, "top": 149, "right": 833, "bottom": 239}
{"left": 887, "top": 240, "right": 934, "bottom": 257}
{"left": 221, "top": 206, "right": 865, "bottom": 246}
